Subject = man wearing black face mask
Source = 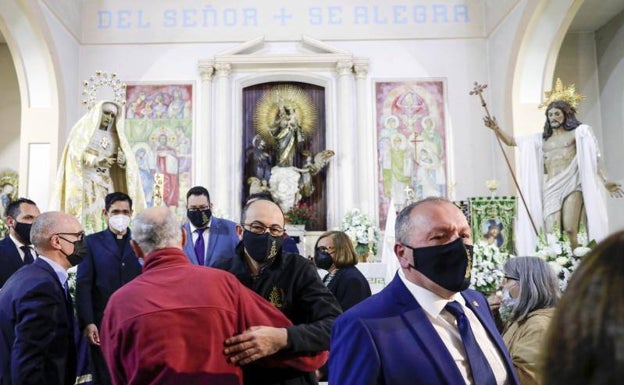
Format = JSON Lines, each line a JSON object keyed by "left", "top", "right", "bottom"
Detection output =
{"left": 216, "top": 198, "right": 341, "bottom": 385}
{"left": 0, "top": 211, "right": 83, "bottom": 385}
{"left": 329, "top": 197, "right": 520, "bottom": 385}
{"left": 0, "top": 197, "right": 41, "bottom": 287}
{"left": 182, "top": 186, "right": 239, "bottom": 267}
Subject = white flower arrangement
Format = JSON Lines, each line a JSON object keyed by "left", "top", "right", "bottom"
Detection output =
{"left": 339, "top": 209, "right": 380, "bottom": 259}
{"left": 534, "top": 230, "right": 592, "bottom": 291}
{"left": 470, "top": 241, "right": 510, "bottom": 296}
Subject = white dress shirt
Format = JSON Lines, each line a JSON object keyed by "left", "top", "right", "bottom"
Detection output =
{"left": 9, "top": 234, "right": 36, "bottom": 262}
{"left": 398, "top": 269, "right": 509, "bottom": 385}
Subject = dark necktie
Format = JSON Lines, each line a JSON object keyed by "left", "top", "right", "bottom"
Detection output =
{"left": 445, "top": 301, "right": 497, "bottom": 385}
{"left": 20, "top": 246, "right": 35, "bottom": 264}
{"left": 195, "top": 228, "right": 205, "bottom": 266}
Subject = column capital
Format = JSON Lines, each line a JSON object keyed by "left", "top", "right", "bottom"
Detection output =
{"left": 353, "top": 63, "right": 369, "bottom": 79}
{"left": 198, "top": 61, "right": 215, "bottom": 81}
{"left": 336, "top": 60, "right": 354, "bottom": 76}
{"left": 215, "top": 62, "right": 232, "bottom": 78}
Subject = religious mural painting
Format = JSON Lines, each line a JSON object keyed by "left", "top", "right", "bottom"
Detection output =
{"left": 124, "top": 84, "right": 193, "bottom": 215}
{"left": 375, "top": 79, "right": 448, "bottom": 227}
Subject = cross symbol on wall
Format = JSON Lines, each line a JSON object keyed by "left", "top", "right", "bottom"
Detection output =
{"left": 273, "top": 8, "right": 293, "bottom": 26}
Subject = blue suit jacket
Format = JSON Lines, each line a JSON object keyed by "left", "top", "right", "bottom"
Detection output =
{"left": 0, "top": 236, "right": 26, "bottom": 288}
{"left": 328, "top": 274, "right": 520, "bottom": 385}
{"left": 182, "top": 217, "right": 239, "bottom": 267}
{"left": 75, "top": 229, "right": 142, "bottom": 329}
{"left": 0, "top": 258, "right": 76, "bottom": 385}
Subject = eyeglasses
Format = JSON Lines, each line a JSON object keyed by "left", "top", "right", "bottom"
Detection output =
{"left": 55, "top": 231, "right": 85, "bottom": 242}
{"left": 188, "top": 206, "right": 210, "bottom": 212}
{"left": 242, "top": 222, "right": 284, "bottom": 237}
{"left": 502, "top": 276, "right": 519, "bottom": 285}
{"left": 316, "top": 246, "right": 335, "bottom": 254}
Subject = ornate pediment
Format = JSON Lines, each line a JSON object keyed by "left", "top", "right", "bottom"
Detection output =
{"left": 206, "top": 35, "right": 356, "bottom": 72}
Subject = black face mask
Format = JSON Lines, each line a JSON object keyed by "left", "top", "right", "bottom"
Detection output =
{"left": 404, "top": 237, "right": 473, "bottom": 293}
{"left": 242, "top": 230, "right": 282, "bottom": 263}
{"left": 314, "top": 250, "right": 334, "bottom": 271}
{"left": 60, "top": 238, "right": 88, "bottom": 266}
{"left": 187, "top": 209, "right": 211, "bottom": 228}
{"left": 13, "top": 221, "right": 33, "bottom": 245}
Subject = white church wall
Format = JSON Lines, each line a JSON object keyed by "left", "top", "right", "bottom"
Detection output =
{"left": 555, "top": 32, "right": 603, "bottom": 141}
{"left": 0, "top": 44, "right": 21, "bottom": 176}
{"left": 482, "top": 1, "right": 526, "bottom": 198}
{"left": 596, "top": 11, "right": 624, "bottom": 233}
{"left": 40, "top": 2, "right": 81, "bottom": 154}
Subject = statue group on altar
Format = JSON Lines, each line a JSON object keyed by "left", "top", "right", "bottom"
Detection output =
{"left": 251, "top": 85, "right": 334, "bottom": 213}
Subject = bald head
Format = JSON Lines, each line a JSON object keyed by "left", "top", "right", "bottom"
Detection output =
{"left": 132, "top": 207, "right": 182, "bottom": 254}
{"left": 241, "top": 199, "right": 284, "bottom": 227}
{"left": 31, "top": 211, "right": 81, "bottom": 250}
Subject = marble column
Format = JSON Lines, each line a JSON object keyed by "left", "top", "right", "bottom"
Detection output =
{"left": 335, "top": 59, "right": 356, "bottom": 220}
{"left": 213, "top": 62, "right": 232, "bottom": 215}
{"left": 353, "top": 60, "right": 376, "bottom": 219}
{"left": 197, "top": 61, "right": 214, "bottom": 190}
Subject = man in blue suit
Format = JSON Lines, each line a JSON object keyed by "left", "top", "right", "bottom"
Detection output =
{"left": 0, "top": 198, "right": 40, "bottom": 287}
{"left": 0, "top": 211, "right": 85, "bottom": 385}
{"left": 329, "top": 197, "right": 520, "bottom": 385}
{"left": 182, "top": 186, "right": 239, "bottom": 267}
{"left": 75, "top": 192, "right": 142, "bottom": 385}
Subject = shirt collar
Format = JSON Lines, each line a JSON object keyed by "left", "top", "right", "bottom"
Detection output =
{"left": 398, "top": 268, "right": 464, "bottom": 318}
{"left": 9, "top": 233, "right": 30, "bottom": 249}
{"left": 37, "top": 255, "right": 69, "bottom": 286}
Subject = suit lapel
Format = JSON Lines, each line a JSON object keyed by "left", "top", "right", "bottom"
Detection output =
{"left": 462, "top": 291, "right": 520, "bottom": 385}
{"left": 206, "top": 218, "right": 219, "bottom": 265}
{"left": 389, "top": 277, "right": 465, "bottom": 384}
{"left": 182, "top": 222, "right": 198, "bottom": 264}
{"left": 2, "top": 237, "right": 26, "bottom": 269}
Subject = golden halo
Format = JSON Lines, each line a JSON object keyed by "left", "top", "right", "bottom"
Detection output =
{"left": 538, "top": 78, "right": 585, "bottom": 110}
{"left": 254, "top": 84, "right": 317, "bottom": 146}
{"left": 81, "top": 70, "right": 127, "bottom": 111}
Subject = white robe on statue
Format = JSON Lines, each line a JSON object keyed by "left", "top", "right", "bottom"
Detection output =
{"left": 516, "top": 124, "right": 608, "bottom": 255}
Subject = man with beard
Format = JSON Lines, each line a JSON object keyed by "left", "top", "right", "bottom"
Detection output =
{"left": 217, "top": 198, "right": 341, "bottom": 385}
{"left": 0, "top": 198, "right": 41, "bottom": 287}
{"left": 329, "top": 198, "right": 519, "bottom": 385}
{"left": 484, "top": 80, "right": 623, "bottom": 252}
{"left": 182, "top": 186, "right": 239, "bottom": 267}
{"left": 0, "top": 211, "right": 86, "bottom": 385}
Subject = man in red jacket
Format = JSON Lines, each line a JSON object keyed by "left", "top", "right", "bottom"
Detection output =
{"left": 100, "top": 207, "right": 326, "bottom": 385}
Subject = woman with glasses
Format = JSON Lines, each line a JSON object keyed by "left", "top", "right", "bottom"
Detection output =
{"left": 314, "top": 230, "right": 371, "bottom": 382}
{"left": 314, "top": 231, "right": 372, "bottom": 311}
{"left": 497, "top": 257, "right": 559, "bottom": 385}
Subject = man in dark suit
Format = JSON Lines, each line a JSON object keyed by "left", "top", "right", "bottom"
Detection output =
{"left": 182, "top": 186, "right": 239, "bottom": 267}
{"left": 328, "top": 197, "right": 521, "bottom": 385}
{"left": 76, "top": 192, "right": 142, "bottom": 385}
{"left": 0, "top": 198, "right": 40, "bottom": 287}
{"left": 0, "top": 211, "right": 85, "bottom": 385}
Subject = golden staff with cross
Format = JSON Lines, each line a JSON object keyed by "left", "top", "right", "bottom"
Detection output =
{"left": 470, "top": 82, "right": 539, "bottom": 237}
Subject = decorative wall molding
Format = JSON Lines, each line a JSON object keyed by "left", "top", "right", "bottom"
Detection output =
{"left": 197, "top": 36, "right": 373, "bottom": 224}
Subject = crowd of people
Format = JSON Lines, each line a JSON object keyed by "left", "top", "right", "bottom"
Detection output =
{"left": 0, "top": 190, "right": 623, "bottom": 384}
